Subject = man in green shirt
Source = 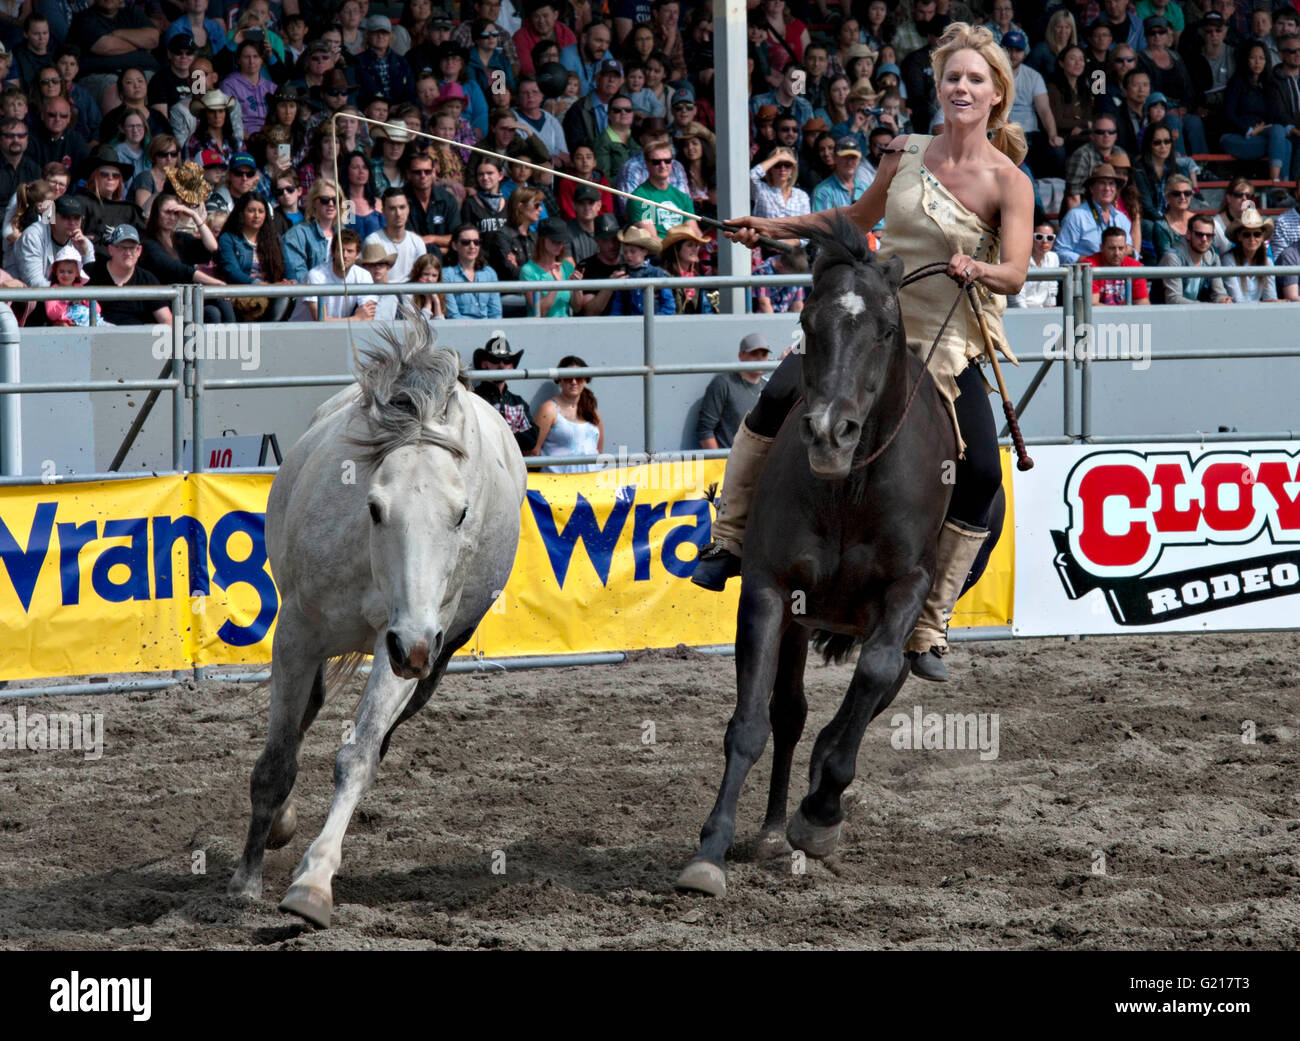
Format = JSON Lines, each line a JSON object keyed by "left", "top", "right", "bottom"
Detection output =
{"left": 626, "top": 137, "right": 694, "bottom": 237}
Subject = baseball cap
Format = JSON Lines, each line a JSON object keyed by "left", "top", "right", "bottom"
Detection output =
{"left": 538, "top": 216, "right": 569, "bottom": 241}
{"left": 1002, "top": 30, "right": 1028, "bottom": 51}
{"left": 168, "top": 32, "right": 196, "bottom": 53}
{"left": 230, "top": 152, "right": 257, "bottom": 170}
{"left": 671, "top": 86, "right": 695, "bottom": 108}
{"left": 54, "top": 194, "right": 84, "bottom": 217}
{"left": 108, "top": 224, "right": 141, "bottom": 245}
{"left": 1201, "top": 11, "right": 1226, "bottom": 27}
{"left": 366, "top": 15, "right": 393, "bottom": 33}
{"left": 739, "top": 333, "right": 771, "bottom": 355}
{"left": 1143, "top": 15, "right": 1170, "bottom": 32}
{"left": 574, "top": 185, "right": 601, "bottom": 204}
{"left": 593, "top": 213, "right": 620, "bottom": 239}
{"left": 200, "top": 149, "right": 228, "bottom": 168}
{"left": 597, "top": 57, "right": 624, "bottom": 77}
{"left": 835, "top": 139, "right": 863, "bottom": 157}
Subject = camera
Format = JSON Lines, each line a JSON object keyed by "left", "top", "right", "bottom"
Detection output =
{"left": 248, "top": 28, "right": 264, "bottom": 43}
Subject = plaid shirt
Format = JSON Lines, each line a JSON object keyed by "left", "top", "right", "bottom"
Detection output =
{"left": 752, "top": 255, "right": 805, "bottom": 312}
{"left": 1271, "top": 206, "right": 1300, "bottom": 256}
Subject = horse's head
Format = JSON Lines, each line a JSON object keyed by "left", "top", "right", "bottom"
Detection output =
{"left": 354, "top": 322, "right": 471, "bottom": 681}
{"left": 797, "top": 218, "right": 905, "bottom": 479}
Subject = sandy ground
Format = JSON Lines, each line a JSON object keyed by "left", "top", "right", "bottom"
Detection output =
{"left": 0, "top": 632, "right": 1298, "bottom": 950}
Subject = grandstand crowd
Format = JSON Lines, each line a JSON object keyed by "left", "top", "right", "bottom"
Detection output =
{"left": 3, "top": 0, "right": 1300, "bottom": 324}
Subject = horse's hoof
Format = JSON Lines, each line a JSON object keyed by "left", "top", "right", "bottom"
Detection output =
{"left": 267, "top": 802, "right": 298, "bottom": 850}
{"left": 227, "top": 870, "right": 261, "bottom": 900}
{"left": 279, "top": 883, "right": 332, "bottom": 928}
{"left": 676, "top": 859, "right": 727, "bottom": 897}
{"left": 787, "top": 809, "right": 842, "bottom": 859}
{"left": 754, "top": 830, "right": 792, "bottom": 861}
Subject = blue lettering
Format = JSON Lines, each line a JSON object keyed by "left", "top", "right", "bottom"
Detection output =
{"left": 209, "top": 511, "right": 277, "bottom": 646}
{"left": 663, "top": 500, "right": 711, "bottom": 579}
{"left": 527, "top": 487, "right": 634, "bottom": 587}
{"left": 152, "top": 515, "right": 210, "bottom": 600}
{"left": 89, "top": 518, "right": 151, "bottom": 603}
{"left": 0, "top": 501, "right": 55, "bottom": 612}
{"left": 632, "top": 501, "right": 669, "bottom": 581}
{"left": 57, "top": 520, "right": 97, "bottom": 605}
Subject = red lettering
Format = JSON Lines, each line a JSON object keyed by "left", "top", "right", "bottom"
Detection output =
{"left": 1077, "top": 465, "right": 1151, "bottom": 567}
{"left": 1254, "top": 461, "right": 1300, "bottom": 529}
{"left": 1201, "top": 463, "right": 1254, "bottom": 531}
{"left": 1150, "top": 463, "right": 1202, "bottom": 532}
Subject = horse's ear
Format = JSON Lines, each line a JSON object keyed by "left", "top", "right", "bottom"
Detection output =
{"left": 883, "top": 254, "right": 905, "bottom": 293}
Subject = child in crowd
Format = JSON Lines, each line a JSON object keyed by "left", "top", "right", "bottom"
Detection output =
{"left": 44, "top": 245, "right": 107, "bottom": 327}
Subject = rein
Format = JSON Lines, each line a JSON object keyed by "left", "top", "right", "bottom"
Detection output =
{"left": 850, "top": 261, "right": 965, "bottom": 470}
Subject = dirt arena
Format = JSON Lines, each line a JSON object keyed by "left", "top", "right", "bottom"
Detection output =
{"left": 1, "top": 632, "right": 1297, "bottom": 950}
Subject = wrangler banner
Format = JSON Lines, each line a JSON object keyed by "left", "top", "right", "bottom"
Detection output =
{"left": 1, "top": 454, "right": 1015, "bottom": 681}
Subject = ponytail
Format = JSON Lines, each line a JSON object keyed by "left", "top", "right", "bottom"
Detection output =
{"left": 990, "top": 120, "right": 1028, "bottom": 167}
{"left": 577, "top": 387, "right": 600, "bottom": 427}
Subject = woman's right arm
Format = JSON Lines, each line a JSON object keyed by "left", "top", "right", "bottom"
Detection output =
{"left": 529, "top": 400, "right": 556, "bottom": 456}
{"left": 217, "top": 234, "right": 253, "bottom": 283}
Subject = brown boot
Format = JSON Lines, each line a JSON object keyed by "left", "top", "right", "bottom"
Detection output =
{"left": 906, "top": 519, "right": 990, "bottom": 682}
{"left": 691, "top": 420, "right": 775, "bottom": 591}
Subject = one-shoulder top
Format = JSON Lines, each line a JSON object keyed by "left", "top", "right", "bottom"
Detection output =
{"left": 874, "top": 135, "right": 1018, "bottom": 453}
{"left": 541, "top": 407, "right": 601, "bottom": 473}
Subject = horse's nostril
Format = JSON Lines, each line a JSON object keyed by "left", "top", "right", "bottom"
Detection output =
{"left": 836, "top": 418, "right": 860, "bottom": 445}
{"left": 386, "top": 630, "right": 403, "bottom": 667}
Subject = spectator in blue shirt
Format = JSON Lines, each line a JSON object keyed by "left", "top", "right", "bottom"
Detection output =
{"left": 811, "top": 139, "right": 868, "bottom": 211}
{"left": 282, "top": 178, "right": 339, "bottom": 282}
{"left": 1055, "top": 162, "right": 1134, "bottom": 262}
{"left": 610, "top": 224, "right": 674, "bottom": 315}
{"left": 560, "top": 19, "right": 613, "bottom": 97}
{"left": 357, "top": 15, "right": 415, "bottom": 105}
{"left": 749, "top": 64, "right": 816, "bottom": 129}
{"left": 442, "top": 221, "right": 503, "bottom": 319}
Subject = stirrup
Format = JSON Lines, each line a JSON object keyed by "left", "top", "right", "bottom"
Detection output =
{"left": 691, "top": 541, "right": 741, "bottom": 591}
{"left": 906, "top": 647, "right": 949, "bottom": 683}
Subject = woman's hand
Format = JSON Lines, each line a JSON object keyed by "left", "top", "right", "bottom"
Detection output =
{"left": 947, "top": 253, "right": 985, "bottom": 286}
{"left": 723, "top": 216, "right": 774, "bottom": 249}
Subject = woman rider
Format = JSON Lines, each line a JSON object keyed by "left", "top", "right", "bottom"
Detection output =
{"left": 694, "top": 22, "right": 1033, "bottom": 683}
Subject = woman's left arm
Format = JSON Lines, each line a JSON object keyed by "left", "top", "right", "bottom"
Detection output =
{"left": 962, "top": 169, "right": 1034, "bottom": 296}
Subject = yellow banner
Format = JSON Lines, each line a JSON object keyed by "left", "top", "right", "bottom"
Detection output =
{"left": 1, "top": 454, "right": 1014, "bottom": 680}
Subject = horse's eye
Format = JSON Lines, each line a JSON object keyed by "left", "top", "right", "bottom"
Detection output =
{"left": 368, "top": 501, "right": 381, "bottom": 524}
{"left": 457, "top": 505, "right": 468, "bottom": 527}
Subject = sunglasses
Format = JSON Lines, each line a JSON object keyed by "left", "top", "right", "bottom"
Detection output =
{"left": 326, "top": 89, "right": 348, "bottom": 97}
{"left": 1091, "top": 128, "right": 1116, "bottom": 135}
{"left": 317, "top": 196, "right": 338, "bottom": 204}
{"left": 1033, "top": 232, "right": 1055, "bottom": 242}
{"left": 610, "top": 106, "right": 633, "bottom": 114}
{"left": 157, "top": 148, "right": 180, "bottom": 157}
{"left": 648, "top": 157, "right": 673, "bottom": 165}
{"left": 478, "top": 30, "right": 501, "bottom": 38}
{"left": 1284, "top": 48, "right": 1300, "bottom": 55}
{"left": 1189, "top": 230, "right": 1213, "bottom": 238}
{"left": 458, "top": 238, "right": 481, "bottom": 245}
{"left": 39, "top": 77, "right": 62, "bottom": 85}
{"left": 1229, "top": 191, "right": 1254, "bottom": 199}
{"left": 275, "top": 185, "right": 298, "bottom": 195}
{"left": 1240, "top": 230, "right": 1264, "bottom": 239}
{"left": 1114, "top": 56, "right": 1136, "bottom": 64}
{"left": 233, "top": 168, "right": 258, "bottom": 177}
{"left": 1152, "top": 138, "right": 1172, "bottom": 145}
{"left": 97, "top": 169, "right": 122, "bottom": 178}
{"left": 409, "top": 167, "right": 434, "bottom": 175}
{"left": 47, "top": 112, "right": 70, "bottom": 119}
{"left": 1, "top": 131, "right": 27, "bottom": 139}
{"left": 1168, "top": 189, "right": 1193, "bottom": 197}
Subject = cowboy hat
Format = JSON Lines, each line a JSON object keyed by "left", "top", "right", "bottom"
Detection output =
{"left": 618, "top": 224, "right": 662, "bottom": 253}
{"left": 270, "top": 83, "right": 304, "bottom": 105}
{"left": 191, "top": 88, "right": 237, "bottom": 114}
{"left": 358, "top": 242, "right": 398, "bottom": 266}
{"left": 473, "top": 331, "right": 523, "bottom": 369}
{"left": 77, "top": 144, "right": 134, "bottom": 182}
{"left": 370, "top": 122, "right": 411, "bottom": 143}
{"left": 1225, "top": 204, "right": 1275, "bottom": 243}
{"left": 1084, "top": 162, "right": 1122, "bottom": 187}
{"left": 845, "top": 43, "right": 878, "bottom": 62}
{"left": 661, "top": 222, "right": 709, "bottom": 251}
{"left": 164, "top": 160, "right": 212, "bottom": 206}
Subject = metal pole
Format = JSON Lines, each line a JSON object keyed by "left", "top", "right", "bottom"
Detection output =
{"left": 173, "top": 288, "right": 187, "bottom": 471}
{"left": 1063, "top": 266, "right": 1076, "bottom": 439}
{"left": 1078, "top": 263, "right": 1093, "bottom": 443}
{"left": 191, "top": 292, "right": 205, "bottom": 474}
{"left": 643, "top": 287, "right": 655, "bottom": 455}
{"left": 713, "top": 0, "right": 750, "bottom": 313}
{"left": 0, "top": 302, "right": 21, "bottom": 475}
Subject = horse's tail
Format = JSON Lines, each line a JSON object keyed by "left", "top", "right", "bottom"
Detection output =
{"left": 811, "top": 630, "right": 861, "bottom": 666}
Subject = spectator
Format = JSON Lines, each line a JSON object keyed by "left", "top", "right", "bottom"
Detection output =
{"left": 512, "top": 75, "right": 568, "bottom": 169}
{"left": 1056, "top": 163, "right": 1134, "bottom": 262}
{"left": 166, "top": 0, "right": 226, "bottom": 58}
{"left": 515, "top": 1, "right": 576, "bottom": 77}
{"left": 749, "top": 61, "right": 815, "bottom": 127}
{"left": 408, "top": 252, "right": 448, "bottom": 319}
{"left": 339, "top": 149, "right": 383, "bottom": 239}
{"left": 462, "top": 154, "right": 510, "bottom": 238}
{"left": 1085, "top": 225, "right": 1150, "bottom": 305}
{"left": 749, "top": 146, "right": 810, "bottom": 246}
{"left": 575, "top": 211, "right": 625, "bottom": 315}
{"left": 1160, "top": 212, "right": 1230, "bottom": 303}
{"left": 262, "top": 85, "right": 309, "bottom": 168}
{"left": 43, "top": 243, "right": 106, "bottom": 326}
{"left": 660, "top": 221, "right": 714, "bottom": 315}
{"left": 29, "top": 94, "right": 88, "bottom": 171}
{"left": 1030, "top": 7, "right": 1078, "bottom": 77}
{"left": 402, "top": 150, "right": 459, "bottom": 255}
{"left": 1048, "top": 45, "right": 1091, "bottom": 151}
{"left": 1100, "top": 0, "right": 1147, "bottom": 53}
{"left": 442, "top": 221, "right": 502, "bottom": 319}
{"left": 1003, "top": 30, "right": 1065, "bottom": 178}
{"left": 468, "top": 19, "right": 516, "bottom": 102}
{"left": 592, "top": 92, "right": 637, "bottom": 181}
{"left": 298, "top": 125, "right": 343, "bottom": 195}
{"left": 695, "top": 332, "right": 771, "bottom": 450}
{"left": 109, "top": 110, "right": 151, "bottom": 178}
{"left": 563, "top": 55, "right": 623, "bottom": 153}
{"left": 306, "top": 68, "right": 354, "bottom": 138}
{"left": 16, "top": 191, "right": 92, "bottom": 286}
{"left": 1220, "top": 205, "right": 1277, "bottom": 301}
{"left": 129, "top": 135, "right": 182, "bottom": 216}
{"left": 210, "top": 151, "right": 263, "bottom": 214}
{"left": 811, "top": 138, "right": 866, "bottom": 211}
{"left": 628, "top": 136, "right": 695, "bottom": 236}
{"left": 1272, "top": 179, "right": 1300, "bottom": 255}
{"left": 531, "top": 354, "right": 603, "bottom": 472}
{"left": 561, "top": 17, "right": 612, "bottom": 97}
{"left": 13, "top": 13, "right": 53, "bottom": 91}
{"left": 556, "top": 143, "right": 613, "bottom": 217}
{"left": 1213, "top": 176, "right": 1259, "bottom": 254}
{"left": 564, "top": 184, "right": 602, "bottom": 263}
{"left": 1009, "top": 222, "right": 1061, "bottom": 308}
{"left": 610, "top": 224, "right": 673, "bottom": 315}
{"left": 489, "top": 182, "right": 541, "bottom": 281}
{"left": 358, "top": 240, "right": 400, "bottom": 320}
{"left": 1108, "top": 150, "right": 1146, "bottom": 258}
{"left": 368, "top": 122, "right": 410, "bottom": 194}
{"left": 983, "top": 0, "right": 1025, "bottom": 46}
{"left": 221, "top": 40, "right": 275, "bottom": 139}
{"left": 1223, "top": 41, "right": 1291, "bottom": 181}
{"left": 217, "top": 190, "right": 294, "bottom": 322}
{"left": 752, "top": 245, "right": 809, "bottom": 314}
{"left": 141, "top": 180, "right": 234, "bottom": 323}
{"left": 521, "top": 215, "right": 580, "bottom": 317}
{"left": 1276, "top": 238, "right": 1300, "bottom": 300}
{"left": 0, "top": 116, "right": 38, "bottom": 209}
{"left": 622, "top": 21, "right": 656, "bottom": 66}
{"left": 1138, "top": 15, "right": 1206, "bottom": 154}
{"left": 270, "top": 172, "right": 305, "bottom": 237}
{"left": 184, "top": 89, "right": 239, "bottom": 163}
{"left": 74, "top": 146, "right": 143, "bottom": 260}
{"left": 364, "top": 187, "right": 427, "bottom": 286}
{"left": 149, "top": 32, "right": 199, "bottom": 121}
{"left": 290, "top": 227, "right": 377, "bottom": 321}
{"left": 4, "top": 179, "right": 51, "bottom": 273}
{"left": 471, "top": 330, "right": 539, "bottom": 453}
{"left": 336, "top": 0, "right": 367, "bottom": 57}
{"left": 283, "top": 178, "right": 339, "bottom": 283}
{"left": 85, "top": 224, "right": 173, "bottom": 325}
{"left": 1133, "top": 120, "right": 1178, "bottom": 236}
{"left": 358, "top": 15, "right": 414, "bottom": 106}
{"left": 68, "top": 0, "right": 159, "bottom": 95}
{"left": 1189, "top": 12, "right": 1235, "bottom": 137}
{"left": 1064, "top": 114, "right": 1128, "bottom": 210}
{"left": 1152, "top": 173, "right": 1195, "bottom": 257}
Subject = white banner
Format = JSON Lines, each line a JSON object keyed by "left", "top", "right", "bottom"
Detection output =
{"left": 1013, "top": 443, "right": 1300, "bottom": 636}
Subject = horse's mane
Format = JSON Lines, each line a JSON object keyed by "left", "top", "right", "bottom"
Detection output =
{"left": 806, "top": 215, "right": 877, "bottom": 284}
{"left": 350, "top": 310, "right": 472, "bottom": 465}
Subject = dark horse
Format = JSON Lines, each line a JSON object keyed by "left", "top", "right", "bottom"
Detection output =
{"left": 677, "top": 216, "right": 1003, "bottom": 896}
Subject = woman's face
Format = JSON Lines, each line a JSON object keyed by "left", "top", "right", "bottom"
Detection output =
{"left": 348, "top": 154, "right": 368, "bottom": 184}
{"left": 338, "top": 114, "right": 358, "bottom": 137}
{"left": 207, "top": 106, "right": 227, "bottom": 129}
{"left": 646, "top": 59, "right": 665, "bottom": 87}
{"left": 1166, "top": 182, "right": 1191, "bottom": 213}
{"left": 322, "top": 29, "right": 343, "bottom": 56}
{"left": 682, "top": 136, "right": 702, "bottom": 160}
{"left": 341, "top": 1, "right": 362, "bottom": 29}
{"left": 574, "top": 146, "right": 595, "bottom": 174}
{"left": 1062, "top": 46, "right": 1085, "bottom": 78}
{"left": 1053, "top": 17, "right": 1073, "bottom": 47}
{"left": 1248, "top": 45, "right": 1267, "bottom": 76}
{"left": 851, "top": 56, "right": 874, "bottom": 81}
{"left": 123, "top": 113, "right": 146, "bottom": 143}
{"left": 1227, "top": 183, "right": 1253, "bottom": 216}
{"left": 634, "top": 27, "right": 654, "bottom": 56}
{"left": 48, "top": 174, "right": 68, "bottom": 196}
{"left": 1238, "top": 228, "right": 1264, "bottom": 256}
{"left": 679, "top": 240, "right": 700, "bottom": 262}
{"left": 276, "top": 101, "right": 297, "bottom": 126}
{"left": 123, "top": 69, "right": 147, "bottom": 101}
{"left": 243, "top": 200, "right": 267, "bottom": 231}
{"left": 160, "top": 199, "right": 185, "bottom": 228}
{"left": 239, "top": 45, "right": 262, "bottom": 77}
{"left": 839, "top": 19, "right": 859, "bottom": 47}
{"left": 440, "top": 54, "right": 465, "bottom": 82}
{"left": 938, "top": 48, "right": 1002, "bottom": 132}
{"left": 410, "top": 0, "right": 431, "bottom": 18}
{"left": 818, "top": 137, "right": 835, "bottom": 164}
{"left": 382, "top": 139, "right": 404, "bottom": 159}
{"left": 771, "top": 159, "right": 794, "bottom": 183}
{"left": 879, "top": 44, "right": 896, "bottom": 65}
{"left": 479, "top": 23, "right": 500, "bottom": 52}
{"left": 830, "top": 78, "right": 849, "bottom": 106}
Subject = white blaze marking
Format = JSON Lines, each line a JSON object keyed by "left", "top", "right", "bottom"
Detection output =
{"left": 837, "top": 292, "right": 865, "bottom": 316}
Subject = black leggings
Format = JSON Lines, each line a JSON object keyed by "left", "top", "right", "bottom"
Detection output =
{"left": 746, "top": 354, "right": 1002, "bottom": 529}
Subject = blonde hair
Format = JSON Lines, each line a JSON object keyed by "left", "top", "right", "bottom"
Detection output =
{"left": 1045, "top": 9, "right": 1078, "bottom": 54}
{"left": 930, "top": 22, "right": 1027, "bottom": 166}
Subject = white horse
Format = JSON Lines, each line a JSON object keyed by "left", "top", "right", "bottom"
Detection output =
{"left": 229, "top": 320, "right": 526, "bottom": 927}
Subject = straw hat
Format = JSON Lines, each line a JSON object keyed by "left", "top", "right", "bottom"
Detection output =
{"left": 1225, "top": 204, "right": 1275, "bottom": 243}
{"left": 849, "top": 77, "right": 881, "bottom": 105}
{"left": 370, "top": 122, "right": 411, "bottom": 143}
{"left": 191, "top": 89, "right": 237, "bottom": 114}
{"left": 618, "top": 224, "right": 662, "bottom": 253}
{"left": 661, "top": 222, "right": 709, "bottom": 251}
{"left": 845, "top": 43, "right": 878, "bottom": 63}
{"left": 1084, "top": 163, "right": 1122, "bottom": 188}
{"left": 358, "top": 241, "right": 398, "bottom": 266}
{"left": 164, "top": 161, "right": 212, "bottom": 206}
